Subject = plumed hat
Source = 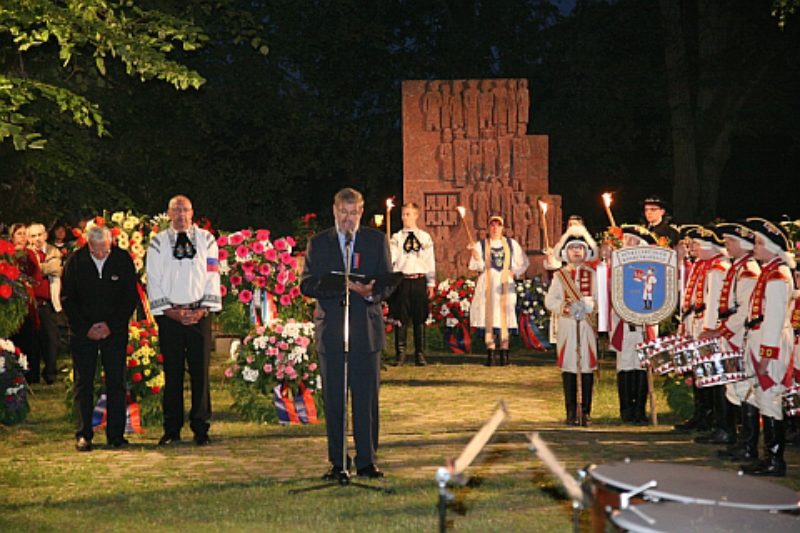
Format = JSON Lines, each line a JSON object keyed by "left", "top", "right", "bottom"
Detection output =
{"left": 620, "top": 224, "right": 658, "bottom": 246}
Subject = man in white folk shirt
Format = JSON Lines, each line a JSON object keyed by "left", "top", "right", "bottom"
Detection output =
{"left": 468, "top": 215, "right": 529, "bottom": 366}
{"left": 146, "top": 195, "right": 222, "bottom": 446}
{"left": 388, "top": 203, "right": 435, "bottom": 366}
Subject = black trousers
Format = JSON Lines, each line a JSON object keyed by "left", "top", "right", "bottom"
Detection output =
{"left": 156, "top": 315, "right": 212, "bottom": 437}
{"left": 13, "top": 316, "right": 39, "bottom": 383}
{"left": 71, "top": 331, "right": 127, "bottom": 441}
{"left": 36, "top": 301, "right": 60, "bottom": 383}
{"left": 319, "top": 348, "right": 380, "bottom": 469}
{"left": 390, "top": 277, "right": 429, "bottom": 355}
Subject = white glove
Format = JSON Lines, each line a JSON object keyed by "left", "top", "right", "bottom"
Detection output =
{"left": 569, "top": 301, "right": 587, "bottom": 321}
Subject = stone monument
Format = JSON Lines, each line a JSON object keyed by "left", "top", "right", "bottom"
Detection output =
{"left": 402, "top": 79, "right": 562, "bottom": 279}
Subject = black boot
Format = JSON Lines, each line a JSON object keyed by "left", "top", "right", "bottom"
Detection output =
{"left": 393, "top": 324, "right": 407, "bottom": 366}
{"left": 413, "top": 324, "right": 427, "bottom": 366}
{"left": 720, "top": 402, "right": 759, "bottom": 462}
{"left": 485, "top": 349, "right": 495, "bottom": 367}
{"left": 745, "top": 416, "right": 786, "bottom": 477}
{"left": 562, "top": 372, "right": 578, "bottom": 425}
{"left": 695, "top": 387, "right": 736, "bottom": 444}
{"left": 633, "top": 370, "right": 649, "bottom": 425}
{"left": 625, "top": 371, "right": 637, "bottom": 423}
{"left": 499, "top": 349, "right": 509, "bottom": 366}
{"left": 616, "top": 372, "right": 628, "bottom": 422}
{"left": 580, "top": 373, "right": 594, "bottom": 427}
{"left": 675, "top": 385, "right": 712, "bottom": 432}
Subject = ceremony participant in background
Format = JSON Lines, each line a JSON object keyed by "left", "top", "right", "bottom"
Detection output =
{"left": 706, "top": 223, "right": 760, "bottom": 460}
{"left": 788, "top": 267, "right": 800, "bottom": 446}
{"left": 146, "top": 195, "right": 222, "bottom": 446}
{"left": 609, "top": 225, "right": 658, "bottom": 424}
{"left": 675, "top": 227, "right": 730, "bottom": 438}
{"left": 545, "top": 222, "right": 598, "bottom": 426}
{"left": 61, "top": 225, "right": 138, "bottom": 452}
{"left": 740, "top": 218, "right": 795, "bottom": 477}
{"left": 641, "top": 195, "right": 679, "bottom": 244}
{"left": 27, "top": 222, "right": 62, "bottom": 384}
{"left": 468, "top": 215, "right": 529, "bottom": 366}
{"left": 8, "top": 224, "right": 44, "bottom": 383}
{"left": 300, "top": 187, "right": 395, "bottom": 480}
{"left": 388, "top": 202, "right": 435, "bottom": 366}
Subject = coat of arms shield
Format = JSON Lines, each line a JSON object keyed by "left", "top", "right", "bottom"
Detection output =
{"left": 611, "top": 246, "right": 678, "bottom": 325}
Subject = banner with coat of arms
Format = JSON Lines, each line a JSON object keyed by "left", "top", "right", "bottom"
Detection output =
{"left": 611, "top": 246, "right": 678, "bottom": 325}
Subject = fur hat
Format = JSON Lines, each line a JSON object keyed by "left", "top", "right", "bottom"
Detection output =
{"left": 554, "top": 223, "right": 598, "bottom": 262}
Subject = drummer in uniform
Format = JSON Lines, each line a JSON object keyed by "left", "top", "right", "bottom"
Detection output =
{"left": 146, "top": 195, "right": 222, "bottom": 446}
{"left": 609, "top": 224, "right": 659, "bottom": 424}
{"left": 789, "top": 267, "right": 800, "bottom": 445}
{"left": 388, "top": 202, "right": 436, "bottom": 366}
{"left": 674, "top": 226, "right": 729, "bottom": 434}
{"left": 740, "top": 218, "right": 795, "bottom": 477}
{"left": 468, "top": 215, "right": 529, "bottom": 366}
{"left": 545, "top": 221, "right": 598, "bottom": 426}
{"left": 689, "top": 226, "right": 735, "bottom": 445}
{"left": 702, "top": 223, "right": 760, "bottom": 459}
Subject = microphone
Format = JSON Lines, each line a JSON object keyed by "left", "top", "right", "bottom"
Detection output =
{"left": 345, "top": 230, "right": 353, "bottom": 246}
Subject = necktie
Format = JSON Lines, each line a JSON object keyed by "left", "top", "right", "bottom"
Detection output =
{"left": 173, "top": 231, "right": 196, "bottom": 260}
{"left": 403, "top": 231, "right": 422, "bottom": 253}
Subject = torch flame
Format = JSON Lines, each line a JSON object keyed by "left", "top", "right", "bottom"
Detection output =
{"left": 456, "top": 206, "right": 466, "bottom": 218}
{"left": 386, "top": 198, "right": 395, "bottom": 209}
{"left": 602, "top": 192, "right": 613, "bottom": 208}
{"left": 537, "top": 200, "right": 548, "bottom": 214}
{"left": 373, "top": 214, "right": 384, "bottom": 227}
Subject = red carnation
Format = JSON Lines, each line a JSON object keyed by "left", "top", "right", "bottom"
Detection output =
{"left": 132, "top": 372, "right": 143, "bottom": 382}
{"left": 150, "top": 386, "right": 161, "bottom": 394}
{"left": 0, "top": 284, "right": 11, "bottom": 299}
{"left": 128, "top": 359, "right": 139, "bottom": 367}
{"left": 126, "top": 345, "right": 134, "bottom": 355}
{"left": 157, "top": 354, "right": 164, "bottom": 364}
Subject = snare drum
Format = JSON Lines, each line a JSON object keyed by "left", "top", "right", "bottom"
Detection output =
{"left": 635, "top": 335, "right": 686, "bottom": 375}
{"left": 671, "top": 341, "right": 698, "bottom": 375}
{"left": 783, "top": 385, "right": 800, "bottom": 417}
{"left": 693, "top": 351, "right": 746, "bottom": 388}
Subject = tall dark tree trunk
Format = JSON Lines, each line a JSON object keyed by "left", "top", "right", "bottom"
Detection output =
{"left": 660, "top": 0, "right": 700, "bottom": 222}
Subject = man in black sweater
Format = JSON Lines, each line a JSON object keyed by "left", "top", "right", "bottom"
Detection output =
{"left": 62, "top": 225, "right": 138, "bottom": 451}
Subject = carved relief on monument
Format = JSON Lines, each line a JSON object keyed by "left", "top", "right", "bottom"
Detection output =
{"left": 402, "top": 79, "right": 561, "bottom": 278}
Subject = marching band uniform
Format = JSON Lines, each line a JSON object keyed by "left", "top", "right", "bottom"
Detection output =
{"left": 740, "top": 218, "right": 795, "bottom": 477}
{"left": 712, "top": 223, "right": 760, "bottom": 459}
{"left": 389, "top": 226, "right": 436, "bottom": 366}
{"left": 688, "top": 227, "right": 735, "bottom": 445}
{"left": 675, "top": 227, "right": 729, "bottom": 433}
{"left": 469, "top": 216, "right": 529, "bottom": 366}
{"left": 147, "top": 225, "right": 222, "bottom": 444}
{"left": 609, "top": 225, "right": 659, "bottom": 425}
{"left": 545, "top": 224, "right": 598, "bottom": 426}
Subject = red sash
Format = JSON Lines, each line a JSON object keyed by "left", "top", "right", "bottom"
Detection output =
{"left": 748, "top": 257, "right": 783, "bottom": 326}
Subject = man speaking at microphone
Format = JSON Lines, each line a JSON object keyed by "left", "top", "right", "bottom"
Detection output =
{"left": 301, "top": 188, "right": 394, "bottom": 481}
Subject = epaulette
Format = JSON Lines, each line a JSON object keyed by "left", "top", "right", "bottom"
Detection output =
{"left": 766, "top": 270, "right": 788, "bottom": 282}
{"left": 740, "top": 269, "right": 759, "bottom": 279}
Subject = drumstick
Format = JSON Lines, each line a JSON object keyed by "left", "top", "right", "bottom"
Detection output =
{"left": 647, "top": 365, "right": 658, "bottom": 426}
{"left": 451, "top": 401, "right": 508, "bottom": 476}
{"left": 528, "top": 433, "right": 585, "bottom": 504}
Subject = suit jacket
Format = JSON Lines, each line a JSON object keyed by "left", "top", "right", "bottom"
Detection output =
{"left": 300, "top": 226, "right": 393, "bottom": 354}
{"left": 61, "top": 246, "right": 139, "bottom": 339}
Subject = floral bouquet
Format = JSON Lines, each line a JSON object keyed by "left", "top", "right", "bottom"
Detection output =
{"left": 216, "top": 229, "right": 311, "bottom": 336}
{"left": 0, "top": 337, "right": 30, "bottom": 425}
{"left": 0, "top": 240, "right": 29, "bottom": 338}
{"left": 125, "top": 320, "right": 165, "bottom": 423}
{"left": 515, "top": 277, "right": 551, "bottom": 350}
{"left": 428, "top": 276, "right": 476, "bottom": 353}
{"left": 225, "top": 318, "right": 322, "bottom": 424}
{"left": 72, "top": 211, "right": 152, "bottom": 279}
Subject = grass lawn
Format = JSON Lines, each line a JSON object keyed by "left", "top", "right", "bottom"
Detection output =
{"left": 1, "top": 347, "right": 798, "bottom": 532}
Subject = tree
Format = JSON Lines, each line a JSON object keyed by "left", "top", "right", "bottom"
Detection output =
{"left": 0, "top": 0, "right": 208, "bottom": 150}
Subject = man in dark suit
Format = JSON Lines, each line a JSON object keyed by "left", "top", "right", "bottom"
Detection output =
{"left": 300, "top": 187, "right": 394, "bottom": 480}
{"left": 62, "top": 225, "right": 138, "bottom": 451}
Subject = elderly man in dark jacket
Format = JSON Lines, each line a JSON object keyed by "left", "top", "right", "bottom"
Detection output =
{"left": 62, "top": 225, "right": 138, "bottom": 452}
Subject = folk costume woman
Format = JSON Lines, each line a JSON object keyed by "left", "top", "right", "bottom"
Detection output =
{"left": 545, "top": 223, "right": 598, "bottom": 426}
{"left": 468, "top": 215, "right": 529, "bottom": 366}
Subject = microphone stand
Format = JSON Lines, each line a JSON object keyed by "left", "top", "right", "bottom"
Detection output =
{"left": 289, "top": 231, "right": 390, "bottom": 495}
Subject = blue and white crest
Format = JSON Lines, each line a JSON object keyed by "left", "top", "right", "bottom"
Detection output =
{"left": 611, "top": 246, "right": 678, "bottom": 325}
